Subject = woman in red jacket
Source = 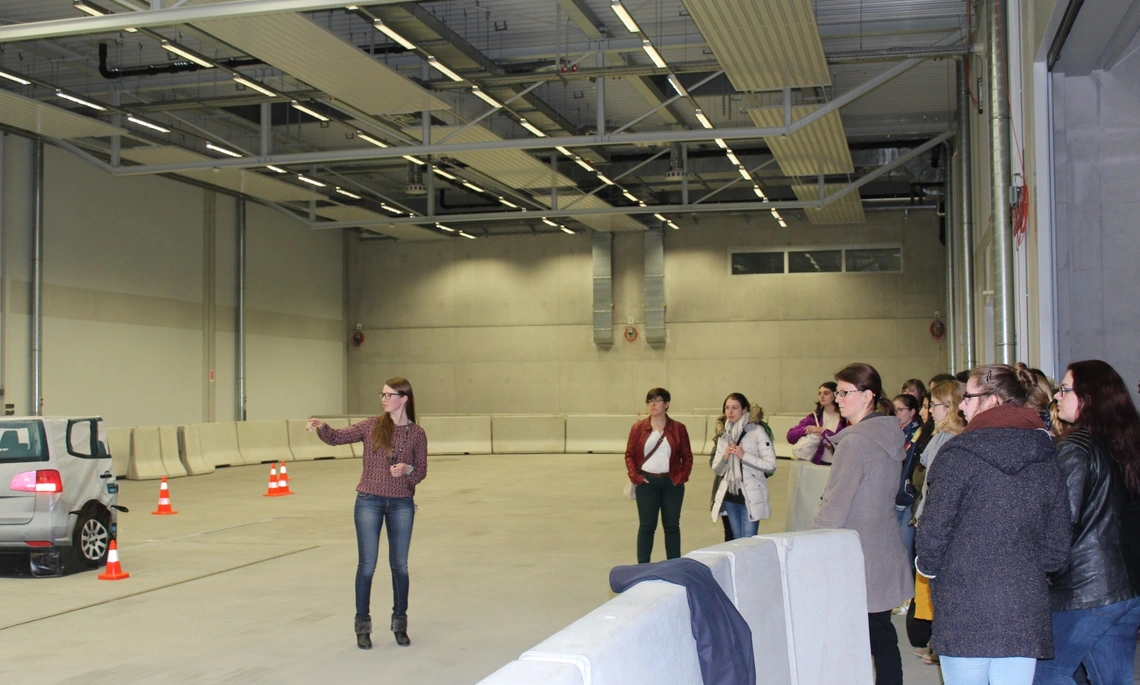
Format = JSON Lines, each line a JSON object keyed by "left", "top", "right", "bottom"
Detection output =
{"left": 625, "top": 387, "right": 693, "bottom": 563}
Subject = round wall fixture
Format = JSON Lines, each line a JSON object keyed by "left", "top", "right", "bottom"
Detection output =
{"left": 930, "top": 319, "right": 946, "bottom": 341}
{"left": 352, "top": 330, "right": 365, "bottom": 347}
{"left": 624, "top": 326, "right": 638, "bottom": 342}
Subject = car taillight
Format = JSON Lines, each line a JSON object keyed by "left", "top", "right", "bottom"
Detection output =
{"left": 9, "top": 470, "right": 63, "bottom": 494}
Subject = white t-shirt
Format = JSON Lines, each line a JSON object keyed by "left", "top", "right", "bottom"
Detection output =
{"left": 822, "top": 411, "right": 841, "bottom": 433}
{"left": 641, "top": 430, "right": 672, "bottom": 474}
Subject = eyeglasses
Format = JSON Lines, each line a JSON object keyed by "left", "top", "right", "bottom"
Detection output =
{"left": 930, "top": 402, "right": 947, "bottom": 408}
{"left": 1056, "top": 386, "right": 1075, "bottom": 398}
{"left": 646, "top": 398, "right": 666, "bottom": 405}
{"left": 380, "top": 392, "right": 405, "bottom": 400}
{"left": 835, "top": 389, "right": 865, "bottom": 398}
{"left": 962, "top": 392, "right": 991, "bottom": 400}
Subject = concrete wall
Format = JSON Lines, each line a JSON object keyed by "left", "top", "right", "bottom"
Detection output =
{"left": 348, "top": 210, "right": 947, "bottom": 416}
{"left": 0, "top": 135, "right": 346, "bottom": 426}
{"left": 1051, "top": 54, "right": 1140, "bottom": 401}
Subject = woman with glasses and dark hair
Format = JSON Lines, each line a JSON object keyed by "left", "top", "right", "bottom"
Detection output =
{"left": 307, "top": 377, "right": 427, "bottom": 650}
{"left": 787, "top": 382, "right": 849, "bottom": 465}
{"left": 711, "top": 393, "right": 777, "bottom": 540}
{"left": 916, "top": 365, "right": 1070, "bottom": 685}
{"left": 813, "top": 363, "right": 912, "bottom": 685}
{"left": 1033, "top": 360, "right": 1140, "bottom": 684}
{"left": 624, "top": 387, "right": 693, "bottom": 563}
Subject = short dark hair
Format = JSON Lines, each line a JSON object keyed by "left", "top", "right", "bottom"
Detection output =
{"left": 646, "top": 387, "right": 671, "bottom": 403}
{"left": 955, "top": 369, "right": 971, "bottom": 383}
{"left": 893, "top": 393, "right": 921, "bottom": 415}
{"left": 835, "top": 363, "right": 885, "bottom": 404}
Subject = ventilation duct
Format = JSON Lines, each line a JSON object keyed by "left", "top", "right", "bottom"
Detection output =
{"left": 592, "top": 232, "right": 614, "bottom": 346}
{"left": 644, "top": 229, "right": 666, "bottom": 345}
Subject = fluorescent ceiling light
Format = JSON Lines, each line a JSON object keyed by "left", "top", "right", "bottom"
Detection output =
{"left": 653, "top": 213, "right": 667, "bottom": 221}
{"left": 666, "top": 221, "right": 680, "bottom": 230}
{"left": 0, "top": 69, "right": 30, "bottom": 85}
{"left": 641, "top": 40, "right": 667, "bottom": 69}
{"left": 715, "top": 138, "right": 728, "bottom": 149}
{"left": 356, "top": 132, "right": 388, "bottom": 148}
{"left": 499, "top": 197, "right": 520, "bottom": 209}
{"left": 297, "top": 174, "right": 326, "bottom": 187}
{"left": 427, "top": 57, "right": 464, "bottom": 82}
{"left": 560, "top": 226, "right": 575, "bottom": 235}
{"left": 738, "top": 166, "right": 752, "bottom": 181}
{"left": 436, "top": 223, "right": 455, "bottom": 232}
{"left": 266, "top": 165, "right": 288, "bottom": 174}
{"left": 622, "top": 190, "right": 638, "bottom": 202}
{"left": 471, "top": 87, "right": 502, "bottom": 108}
{"left": 667, "top": 74, "right": 687, "bottom": 97}
{"left": 335, "top": 187, "right": 362, "bottom": 199}
{"left": 458, "top": 231, "right": 476, "bottom": 240}
{"left": 555, "top": 146, "right": 573, "bottom": 156}
{"left": 126, "top": 116, "right": 170, "bottom": 133}
{"left": 725, "top": 151, "right": 741, "bottom": 166}
{"left": 597, "top": 174, "right": 615, "bottom": 185}
{"left": 610, "top": 0, "right": 641, "bottom": 34}
{"left": 381, "top": 204, "right": 403, "bottom": 215}
{"left": 291, "top": 101, "right": 330, "bottom": 122}
{"left": 778, "top": 219, "right": 787, "bottom": 227}
{"left": 205, "top": 143, "right": 242, "bottom": 158}
{"left": 373, "top": 20, "right": 417, "bottom": 50}
{"left": 694, "top": 109, "right": 713, "bottom": 129}
{"left": 403, "top": 155, "right": 425, "bottom": 166}
{"left": 574, "top": 158, "right": 596, "bottom": 173}
{"left": 55, "top": 91, "right": 106, "bottom": 111}
{"left": 638, "top": 201, "right": 647, "bottom": 206}
{"left": 461, "top": 181, "right": 485, "bottom": 193}
{"left": 770, "top": 209, "right": 782, "bottom": 220}
{"left": 432, "top": 168, "right": 457, "bottom": 180}
{"left": 541, "top": 218, "right": 559, "bottom": 227}
{"left": 753, "top": 185, "right": 767, "bottom": 200}
{"left": 518, "top": 119, "right": 547, "bottom": 137}
{"left": 160, "top": 41, "right": 214, "bottom": 69}
{"left": 232, "top": 76, "right": 277, "bottom": 98}
{"left": 73, "top": 1, "right": 108, "bottom": 17}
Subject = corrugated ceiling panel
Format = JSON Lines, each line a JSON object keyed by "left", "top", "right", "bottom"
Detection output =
{"left": 315, "top": 207, "right": 445, "bottom": 241}
{"left": 193, "top": 13, "right": 450, "bottom": 115}
{"left": 681, "top": 0, "right": 830, "bottom": 90}
{"left": 534, "top": 192, "right": 646, "bottom": 233}
{"left": 407, "top": 126, "right": 578, "bottom": 189}
{"left": 792, "top": 184, "right": 865, "bottom": 224}
{"left": 749, "top": 106, "right": 854, "bottom": 177}
{"left": 120, "top": 146, "right": 322, "bottom": 202}
{"left": 0, "top": 89, "right": 125, "bottom": 140}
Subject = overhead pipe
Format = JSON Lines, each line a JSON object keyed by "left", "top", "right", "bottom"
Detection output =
{"left": 31, "top": 141, "right": 44, "bottom": 416}
{"left": 988, "top": 0, "right": 1016, "bottom": 364}
{"left": 97, "top": 42, "right": 262, "bottom": 79}
{"left": 958, "top": 59, "right": 976, "bottom": 369}
{"left": 236, "top": 198, "right": 247, "bottom": 421}
{"left": 944, "top": 141, "right": 957, "bottom": 374}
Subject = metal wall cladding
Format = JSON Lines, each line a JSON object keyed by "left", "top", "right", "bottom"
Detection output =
{"left": 535, "top": 192, "right": 648, "bottom": 233}
{"left": 193, "top": 13, "right": 450, "bottom": 115}
{"left": 0, "top": 89, "right": 126, "bottom": 140}
{"left": 749, "top": 105, "right": 855, "bottom": 177}
{"left": 791, "top": 183, "right": 866, "bottom": 224}
{"left": 408, "top": 125, "right": 579, "bottom": 190}
{"left": 681, "top": 0, "right": 830, "bottom": 91}
{"left": 120, "top": 146, "right": 323, "bottom": 203}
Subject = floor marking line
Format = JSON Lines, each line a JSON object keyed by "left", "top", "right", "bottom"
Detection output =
{"left": 122, "top": 518, "right": 281, "bottom": 549}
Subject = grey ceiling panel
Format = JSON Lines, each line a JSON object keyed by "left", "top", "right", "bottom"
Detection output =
{"left": 0, "top": 89, "right": 125, "bottom": 140}
{"left": 792, "top": 183, "right": 866, "bottom": 224}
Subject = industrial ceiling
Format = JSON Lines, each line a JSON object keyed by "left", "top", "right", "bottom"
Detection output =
{"left": 0, "top": 0, "right": 968, "bottom": 239}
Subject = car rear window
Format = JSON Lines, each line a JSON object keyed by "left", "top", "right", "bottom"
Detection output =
{"left": 0, "top": 421, "right": 48, "bottom": 463}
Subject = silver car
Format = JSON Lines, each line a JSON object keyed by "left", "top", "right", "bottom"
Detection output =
{"left": 0, "top": 417, "right": 124, "bottom": 576}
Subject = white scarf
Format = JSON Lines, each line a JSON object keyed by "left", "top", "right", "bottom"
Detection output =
{"left": 723, "top": 417, "right": 749, "bottom": 495}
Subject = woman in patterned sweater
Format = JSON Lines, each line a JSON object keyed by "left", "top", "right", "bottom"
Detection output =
{"left": 307, "top": 376, "right": 428, "bottom": 650}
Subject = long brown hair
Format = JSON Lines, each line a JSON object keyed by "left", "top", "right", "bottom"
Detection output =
{"left": 1068, "top": 360, "right": 1140, "bottom": 495}
{"left": 371, "top": 377, "right": 416, "bottom": 452}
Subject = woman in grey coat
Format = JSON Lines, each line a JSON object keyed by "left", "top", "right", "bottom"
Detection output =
{"left": 916, "top": 365, "right": 1071, "bottom": 685}
{"left": 814, "top": 362, "right": 912, "bottom": 685}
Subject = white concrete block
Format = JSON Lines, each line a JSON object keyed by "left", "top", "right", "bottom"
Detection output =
{"left": 564, "top": 415, "right": 637, "bottom": 453}
{"left": 127, "top": 426, "right": 166, "bottom": 481}
{"left": 419, "top": 415, "right": 492, "bottom": 454}
{"left": 236, "top": 420, "right": 294, "bottom": 465}
{"left": 783, "top": 462, "right": 833, "bottom": 532}
{"left": 158, "top": 425, "right": 187, "bottom": 478}
{"left": 474, "top": 659, "right": 585, "bottom": 685}
{"left": 491, "top": 415, "right": 565, "bottom": 453}
{"left": 106, "top": 427, "right": 132, "bottom": 478}
{"left": 287, "top": 419, "right": 353, "bottom": 461}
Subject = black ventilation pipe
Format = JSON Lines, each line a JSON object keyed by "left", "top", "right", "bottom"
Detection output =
{"left": 98, "top": 42, "right": 263, "bottom": 79}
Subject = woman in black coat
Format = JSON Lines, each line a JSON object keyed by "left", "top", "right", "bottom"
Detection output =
{"left": 916, "top": 364, "right": 1071, "bottom": 685}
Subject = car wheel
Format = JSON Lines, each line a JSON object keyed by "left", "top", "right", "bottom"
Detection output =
{"left": 73, "top": 510, "right": 111, "bottom": 568}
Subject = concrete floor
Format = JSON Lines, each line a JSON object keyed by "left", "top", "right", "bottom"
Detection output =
{"left": 0, "top": 454, "right": 946, "bottom": 685}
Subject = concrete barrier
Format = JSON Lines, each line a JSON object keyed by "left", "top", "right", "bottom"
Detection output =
{"left": 196, "top": 422, "right": 244, "bottom": 468}
{"left": 491, "top": 415, "right": 565, "bottom": 454}
{"left": 179, "top": 424, "right": 214, "bottom": 475}
{"left": 476, "top": 660, "right": 584, "bottom": 685}
{"left": 758, "top": 530, "right": 872, "bottom": 685}
{"left": 287, "top": 419, "right": 354, "bottom": 461}
{"left": 768, "top": 413, "right": 805, "bottom": 459}
{"left": 564, "top": 415, "right": 636, "bottom": 453}
{"left": 126, "top": 427, "right": 165, "bottom": 481}
{"left": 519, "top": 581, "right": 702, "bottom": 685}
{"left": 701, "top": 414, "right": 721, "bottom": 457}
{"left": 106, "top": 427, "right": 132, "bottom": 478}
{"left": 783, "top": 461, "right": 833, "bottom": 532}
{"left": 419, "top": 415, "right": 492, "bottom": 455}
{"left": 158, "top": 425, "right": 187, "bottom": 478}
{"left": 236, "top": 421, "right": 294, "bottom": 465}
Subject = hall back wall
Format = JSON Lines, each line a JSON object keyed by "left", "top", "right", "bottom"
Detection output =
{"left": 348, "top": 209, "right": 946, "bottom": 417}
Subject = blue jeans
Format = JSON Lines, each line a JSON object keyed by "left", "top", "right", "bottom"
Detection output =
{"left": 354, "top": 493, "right": 415, "bottom": 619}
{"left": 896, "top": 505, "right": 916, "bottom": 572}
{"left": 1033, "top": 595, "right": 1140, "bottom": 684}
{"left": 722, "top": 500, "right": 758, "bottom": 539}
{"left": 941, "top": 656, "right": 1037, "bottom": 685}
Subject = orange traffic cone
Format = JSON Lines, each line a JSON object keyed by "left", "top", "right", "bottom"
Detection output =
{"left": 263, "top": 463, "right": 281, "bottom": 497}
{"left": 276, "top": 462, "right": 293, "bottom": 496}
{"left": 97, "top": 540, "right": 130, "bottom": 580}
{"left": 151, "top": 476, "right": 177, "bottom": 515}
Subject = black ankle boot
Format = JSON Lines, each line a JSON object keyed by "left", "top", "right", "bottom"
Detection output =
{"left": 391, "top": 614, "right": 411, "bottom": 646}
{"left": 355, "top": 616, "right": 372, "bottom": 650}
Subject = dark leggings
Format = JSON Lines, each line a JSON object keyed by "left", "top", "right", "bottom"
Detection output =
{"left": 635, "top": 474, "right": 684, "bottom": 563}
{"left": 868, "top": 610, "right": 903, "bottom": 685}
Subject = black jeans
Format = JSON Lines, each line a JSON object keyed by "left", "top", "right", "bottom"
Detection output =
{"left": 868, "top": 610, "right": 903, "bottom": 685}
{"left": 635, "top": 474, "right": 684, "bottom": 563}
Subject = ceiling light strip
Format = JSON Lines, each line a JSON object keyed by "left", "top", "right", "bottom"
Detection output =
{"left": 206, "top": 143, "right": 242, "bottom": 158}
{"left": 610, "top": 0, "right": 641, "bottom": 34}
{"left": 232, "top": 76, "right": 277, "bottom": 98}
{"left": 55, "top": 91, "right": 106, "bottom": 111}
{"left": 0, "top": 69, "right": 30, "bottom": 85}
{"left": 160, "top": 41, "right": 214, "bottom": 69}
{"left": 291, "top": 101, "right": 330, "bottom": 122}
{"left": 297, "top": 174, "right": 326, "bottom": 187}
{"left": 427, "top": 57, "right": 464, "bottom": 82}
{"left": 356, "top": 132, "right": 388, "bottom": 148}
{"left": 126, "top": 115, "right": 170, "bottom": 133}
{"left": 373, "top": 20, "right": 417, "bottom": 51}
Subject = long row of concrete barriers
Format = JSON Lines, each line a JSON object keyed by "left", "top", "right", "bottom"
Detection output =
{"left": 477, "top": 530, "right": 873, "bottom": 685}
{"left": 107, "top": 413, "right": 805, "bottom": 481}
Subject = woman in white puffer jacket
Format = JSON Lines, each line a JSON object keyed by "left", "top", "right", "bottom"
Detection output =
{"left": 711, "top": 393, "right": 777, "bottom": 539}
